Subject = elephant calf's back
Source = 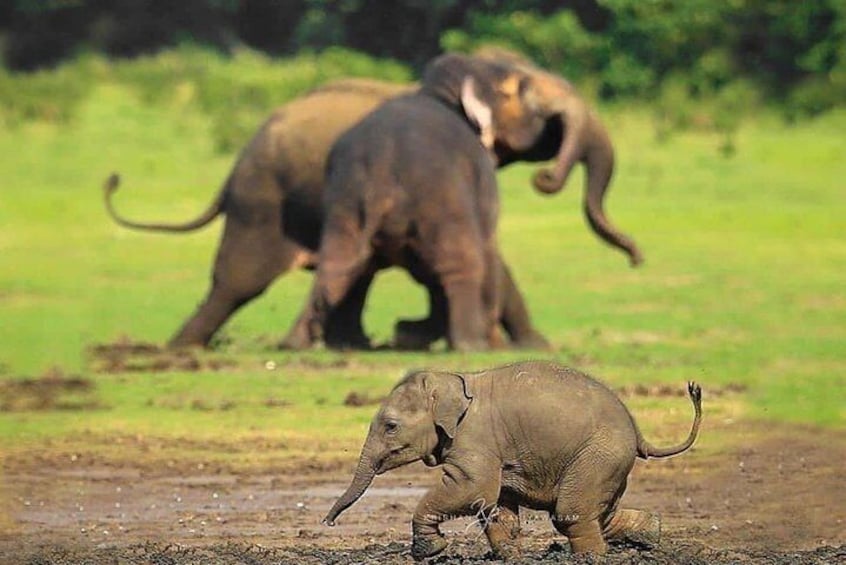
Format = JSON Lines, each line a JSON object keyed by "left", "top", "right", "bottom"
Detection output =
{"left": 479, "top": 361, "right": 639, "bottom": 449}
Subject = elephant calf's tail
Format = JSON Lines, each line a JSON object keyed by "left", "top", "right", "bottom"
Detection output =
{"left": 103, "top": 172, "right": 224, "bottom": 233}
{"left": 637, "top": 382, "right": 702, "bottom": 459}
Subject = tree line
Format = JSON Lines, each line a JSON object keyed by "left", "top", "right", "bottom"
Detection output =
{"left": 2, "top": 1, "right": 843, "bottom": 115}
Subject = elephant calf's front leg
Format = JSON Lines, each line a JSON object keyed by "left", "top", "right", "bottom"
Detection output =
{"left": 411, "top": 466, "right": 500, "bottom": 560}
{"left": 483, "top": 498, "right": 522, "bottom": 560}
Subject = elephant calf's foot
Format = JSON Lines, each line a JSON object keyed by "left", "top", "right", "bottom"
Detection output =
{"left": 411, "top": 533, "right": 448, "bottom": 561}
{"left": 606, "top": 509, "right": 661, "bottom": 549}
{"left": 489, "top": 542, "right": 522, "bottom": 561}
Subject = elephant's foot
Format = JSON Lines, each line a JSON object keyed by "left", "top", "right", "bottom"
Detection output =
{"left": 510, "top": 330, "right": 552, "bottom": 351}
{"left": 485, "top": 521, "right": 522, "bottom": 560}
{"left": 490, "top": 544, "right": 522, "bottom": 561}
{"left": 561, "top": 519, "right": 608, "bottom": 555}
{"left": 605, "top": 509, "right": 661, "bottom": 549}
{"left": 167, "top": 336, "right": 207, "bottom": 350}
{"left": 393, "top": 318, "right": 442, "bottom": 351}
{"left": 278, "top": 318, "right": 317, "bottom": 350}
{"left": 450, "top": 338, "right": 490, "bottom": 352}
{"left": 324, "top": 328, "right": 372, "bottom": 351}
{"left": 411, "top": 533, "right": 448, "bottom": 561}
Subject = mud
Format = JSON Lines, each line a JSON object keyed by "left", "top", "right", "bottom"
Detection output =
{"left": 0, "top": 368, "right": 98, "bottom": 412}
{"left": 2, "top": 424, "right": 844, "bottom": 564}
{"left": 86, "top": 337, "right": 236, "bottom": 373}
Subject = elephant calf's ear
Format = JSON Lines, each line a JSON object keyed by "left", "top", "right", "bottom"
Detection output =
{"left": 424, "top": 372, "right": 473, "bottom": 439}
{"left": 460, "top": 77, "right": 494, "bottom": 151}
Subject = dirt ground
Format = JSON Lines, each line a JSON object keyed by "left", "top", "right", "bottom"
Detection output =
{"left": 2, "top": 421, "right": 844, "bottom": 565}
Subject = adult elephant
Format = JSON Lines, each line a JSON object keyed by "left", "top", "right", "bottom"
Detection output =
{"left": 104, "top": 51, "right": 642, "bottom": 350}
{"left": 390, "top": 48, "right": 644, "bottom": 350}
{"left": 283, "top": 53, "right": 547, "bottom": 351}
{"left": 104, "top": 77, "right": 545, "bottom": 350}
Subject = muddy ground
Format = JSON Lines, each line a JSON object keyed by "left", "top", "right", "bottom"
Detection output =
{"left": 3, "top": 422, "right": 844, "bottom": 565}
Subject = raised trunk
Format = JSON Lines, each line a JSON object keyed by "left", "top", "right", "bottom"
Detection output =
{"left": 322, "top": 445, "right": 377, "bottom": 526}
{"left": 529, "top": 93, "right": 643, "bottom": 267}
{"left": 582, "top": 135, "right": 644, "bottom": 267}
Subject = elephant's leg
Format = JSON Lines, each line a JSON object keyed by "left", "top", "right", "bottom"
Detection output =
{"left": 551, "top": 450, "right": 632, "bottom": 555}
{"left": 169, "top": 220, "right": 308, "bottom": 348}
{"left": 412, "top": 468, "right": 500, "bottom": 560}
{"left": 284, "top": 268, "right": 375, "bottom": 351}
{"left": 282, "top": 217, "right": 374, "bottom": 349}
{"left": 395, "top": 257, "right": 550, "bottom": 351}
{"left": 483, "top": 496, "right": 521, "bottom": 560}
{"left": 431, "top": 232, "right": 491, "bottom": 352}
{"left": 552, "top": 518, "right": 607, "bottom": 555}
{"left": 480, "top": 242, "right": 506, "bottom": 348}
{"left": 497, "top": 260, "right": 551, "bottom": 350}
{"left": 602, "top": 508, "right": 661, "bottom": 549}
{"left": 393, "top": 282, "right": 447, "bottom": 351}
{"left": 323, "top": 266, "right": 376, "bottom": 350}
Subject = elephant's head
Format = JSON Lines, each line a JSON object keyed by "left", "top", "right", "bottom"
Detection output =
{"left": 475, "top": 48, "right": 644, "bottom": 267}
{"left": 420, "top": 53, "right": 548, "bottom": 157}
{"left": 323, "top": 371, "right": 472, "bottom": 525}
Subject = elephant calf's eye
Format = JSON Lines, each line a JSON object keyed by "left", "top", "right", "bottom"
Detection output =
{"left": 384, "top": 421, "right": 400, "bottom": 435}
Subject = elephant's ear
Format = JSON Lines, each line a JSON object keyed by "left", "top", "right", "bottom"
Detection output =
{"left": 424, "top": 372, "right": 473, "bottom": 439}
{"left": 460, "top": 77, "right": 494, "bottom": 151}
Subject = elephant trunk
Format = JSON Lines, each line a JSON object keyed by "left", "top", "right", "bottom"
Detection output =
{"left": 322, "top": 443, "right": 378, "bottom": 526}
{"left": 529, "top": 94, "right": 643, "bottom": 267}
{"left": 582, "top": 136, "right": 644, "bottom": 267}
{"left": 531, "top": 107, "right": 586, "bottom": 196}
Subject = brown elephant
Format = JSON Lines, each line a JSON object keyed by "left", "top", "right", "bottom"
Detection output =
{"left": 478, "top": 47, "right": 644, "bottom": 267}
{"left": 323, "top": 360, "right": 702, "bottom": 559}
{"left": 283, "top": 53, "right": 548, "bottom": 351}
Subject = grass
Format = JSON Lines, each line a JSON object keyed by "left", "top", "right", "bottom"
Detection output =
{"left": 0, "top": 62, "right": 844, "bottom": 469}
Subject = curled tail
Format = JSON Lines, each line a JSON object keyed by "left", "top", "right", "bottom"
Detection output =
{"left": 637, "top": 382, "right": 702, "bottom": 459}
{"left": 102, "top": 172, "right": 224, "bottom": 233}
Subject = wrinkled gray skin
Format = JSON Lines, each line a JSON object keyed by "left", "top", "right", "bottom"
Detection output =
{"left": 324, "top": 360, "right": 702, "bottom": 560}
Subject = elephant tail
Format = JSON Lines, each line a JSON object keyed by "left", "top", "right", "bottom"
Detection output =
{"left": 636, "top": 382, "right": 702, "bottom": 459}
{"left": 102, "top": 172, "right": 225, "bottom": 233}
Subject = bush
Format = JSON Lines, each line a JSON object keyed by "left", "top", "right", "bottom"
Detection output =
{"left": 0, "top": 44, "right": 411, "bottom": 152}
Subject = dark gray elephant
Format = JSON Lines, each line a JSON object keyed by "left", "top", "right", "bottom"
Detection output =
{"left": 323, "top": 360, "right": 702, "bottom": 559}
{"left": 391, "top": 49, "right": 645, "bottom": 350}
{"left": 283, "top": 53, "right": 548, "bottom": 351}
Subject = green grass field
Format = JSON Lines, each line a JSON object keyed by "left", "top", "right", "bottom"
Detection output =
{"left": 1, "top": 72, "right": 844, "bottom": 467}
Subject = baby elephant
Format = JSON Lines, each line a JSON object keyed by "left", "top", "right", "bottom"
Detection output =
{"left": 323, "top": 360, "right": 702, "bottom": 560}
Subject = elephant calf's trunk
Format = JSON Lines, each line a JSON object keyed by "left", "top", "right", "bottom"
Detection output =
{"left": 323, "top": 455, "right": 377, "bottom": 526}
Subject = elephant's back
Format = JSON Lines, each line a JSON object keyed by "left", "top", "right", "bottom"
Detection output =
{"left": 335, "top": 93, "right": 486, "bottom": 163}
{"left": 474, "top": 361, "right": 637, "bottom": 436}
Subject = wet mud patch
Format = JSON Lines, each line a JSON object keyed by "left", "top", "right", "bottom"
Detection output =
{"left": 342, "top": 391, "right": 385, "bottom": 407}
{"left": 2, "top": 538, "right": 842, "bottom": 564}
{"left": 87, "top": 337, "right": 236, "bottom": 373}
{"left": 3, "top": 424, "right": 843, "bottom": 564}
{"left": 0, "top": 368, "right": 99, "bottom": 411}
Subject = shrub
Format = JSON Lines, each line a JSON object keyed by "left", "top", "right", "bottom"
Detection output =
{"left": 0, "top": 44, "right": 411, "bottom": 152}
